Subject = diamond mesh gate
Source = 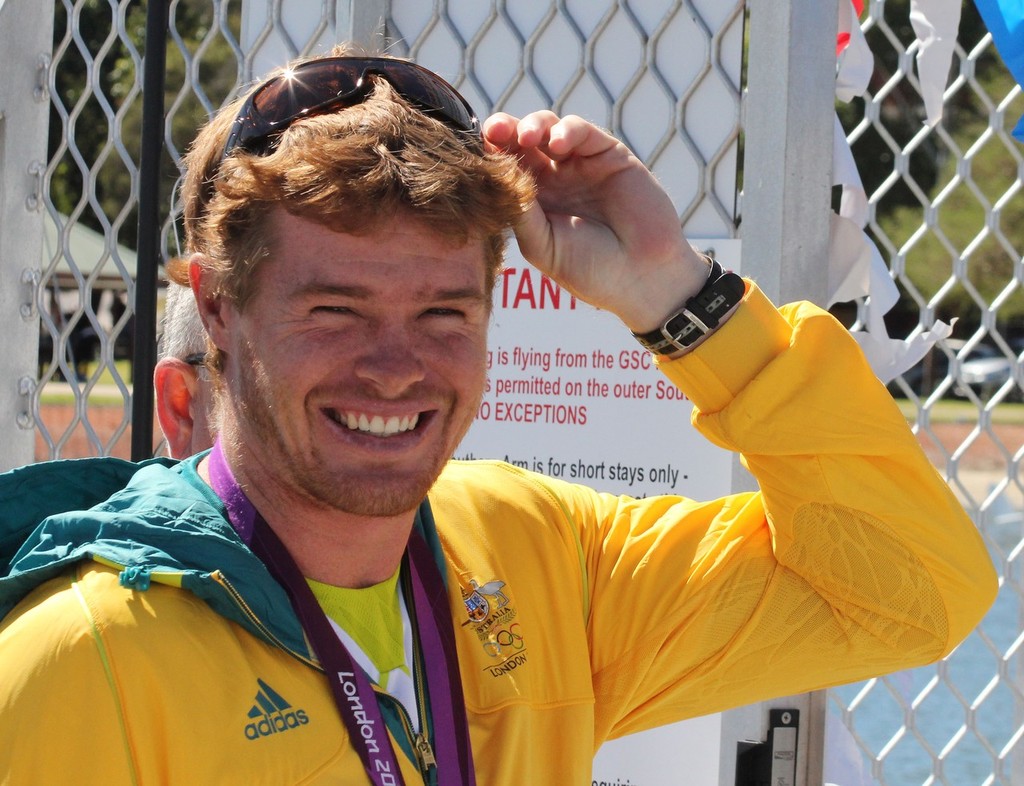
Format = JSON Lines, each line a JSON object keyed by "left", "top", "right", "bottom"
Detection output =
{"left": 830, "top": 3, "right": 1024, "bottom": 784}
{"left": 32, "top": 0, "right": 743, "bottom": 461}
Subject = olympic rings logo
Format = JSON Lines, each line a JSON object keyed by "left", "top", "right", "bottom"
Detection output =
{"left": 481, "top": 624, "right": 525, "bottom": 658}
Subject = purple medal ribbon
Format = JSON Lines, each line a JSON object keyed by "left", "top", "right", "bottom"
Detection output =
{"left": 207, "top": 439, "right": 476, "bottom": 785}
{"left": 404, "top": 534, "right": 476, "bottom": 781}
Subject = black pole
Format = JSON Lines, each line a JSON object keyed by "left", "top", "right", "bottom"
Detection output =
{"left": 131, "top": 0, "right": 170, "bottom": 461}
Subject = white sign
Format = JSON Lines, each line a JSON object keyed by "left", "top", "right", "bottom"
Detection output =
{"left": 458, "top": 239, "right": 741, "bottom": 502}
{"left": 592, "top": 714, "right": 722, "bottom": 786}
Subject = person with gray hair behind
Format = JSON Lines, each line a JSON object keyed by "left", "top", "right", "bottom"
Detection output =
{"left": 154, "top": 281, "right": 214, "bottom": 458}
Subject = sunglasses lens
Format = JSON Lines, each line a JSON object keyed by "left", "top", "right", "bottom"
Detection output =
{"left": 226, "top": 58, "right": 479, "bottom": 159}
{"left": 250, "top": 63, "right": 362, "bottom": 122}
{"left": 372, "top": 64, "right": 476, "bottom": 132}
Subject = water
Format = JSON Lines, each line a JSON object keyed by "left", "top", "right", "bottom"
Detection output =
{"left": 827, "top": 501, "right": 1023, "bottom": 786}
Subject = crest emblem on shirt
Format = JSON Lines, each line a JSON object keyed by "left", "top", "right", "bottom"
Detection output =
{"left": 461, "top": 578, "right": 509, "bottom": 624}
{"left": 463, "top": 590, "right": 489, "bottom": 622}
{"left": 460, "top": 577, "right": 527, "bottom": 677}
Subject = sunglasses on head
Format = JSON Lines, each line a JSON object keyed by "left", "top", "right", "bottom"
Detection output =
{"left": 221, "top": 56, "right": 482, "bottom": 160}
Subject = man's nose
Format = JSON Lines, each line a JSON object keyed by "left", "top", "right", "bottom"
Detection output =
{"left": 352, "top": 327, "right": 428, "bottom": 394}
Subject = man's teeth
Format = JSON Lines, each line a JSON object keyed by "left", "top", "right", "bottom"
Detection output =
{"left": 342, "top": 412, "right": 419, "bottom": 436}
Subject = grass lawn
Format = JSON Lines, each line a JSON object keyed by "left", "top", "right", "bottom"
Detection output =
{"left": 894, "top": 398, "right": 1024, "bottom": 425}
{"left": 39, "top": 360, "right": 133, "bottom": 407}
{"left": 40, "top": 386, "right": 128, "bottom": 407}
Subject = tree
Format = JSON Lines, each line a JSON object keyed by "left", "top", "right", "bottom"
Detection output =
{"left": 49, "top": 0, "right": 241, "bottom": 254}
{"left": 838, "top": 0, "right": 1024, "bottom": 340}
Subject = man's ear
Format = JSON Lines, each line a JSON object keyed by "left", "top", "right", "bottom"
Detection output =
{"left": 189, "top": 253, "right": 232, "bottom": 348}
{"left": 154, "top": 358, "right": 198, "bottom": 459}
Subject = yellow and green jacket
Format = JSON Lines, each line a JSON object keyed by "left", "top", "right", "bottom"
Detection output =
{"left": 0, "top": 286, "right": 997, "bottom": 784}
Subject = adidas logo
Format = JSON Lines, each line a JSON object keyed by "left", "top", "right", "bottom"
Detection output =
{"left": 244, "top": 678, "right": 310, "bottom": 740}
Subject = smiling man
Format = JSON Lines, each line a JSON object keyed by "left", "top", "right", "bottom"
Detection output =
{"left": 0, "top": 48, "right": 997, "bottom": 785}
{"left": 198, "top": 211, "right": 496, "bottom": 585}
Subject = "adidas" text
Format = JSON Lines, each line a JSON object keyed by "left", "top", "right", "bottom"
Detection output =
{"left": 245, "top": 709, "right": 310, "bottom": 740}
{"left": 245, "top": 679, "right": 310, "bottom": 741}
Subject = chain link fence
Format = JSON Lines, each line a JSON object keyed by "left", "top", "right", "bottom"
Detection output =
{"left": 833, "top": 2, "right": 1024, "bottom": 784}
{"left": 25, "top": 0, "right": 1024, "bottom": 783}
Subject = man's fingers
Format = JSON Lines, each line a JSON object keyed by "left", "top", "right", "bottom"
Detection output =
{"left": 484, "top": 112, "right": 616, "bottom": 163}
{"left": 484, "top": 111, "right": 562, "bottom": 164}
{"left": 483, "top": 111, "right": 560, "bottom": 149}
{"left": 482, "top": 112, "right": 522, "bottom": 153}
{"left": 509, "top": 110, "right": 561, "bottom": 147}
{"left": 511, "top": 200, "right": 557, "bottom": 271}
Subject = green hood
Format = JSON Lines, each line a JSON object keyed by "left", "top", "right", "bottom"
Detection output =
{"left": 0, "top": 453, "right": 312, "bottom": 659}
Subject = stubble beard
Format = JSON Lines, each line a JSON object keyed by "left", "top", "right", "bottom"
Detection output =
{"left": 231, "top": 339, "right": 466, "bottom": 518}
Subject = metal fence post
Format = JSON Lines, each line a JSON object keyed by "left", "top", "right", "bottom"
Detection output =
{"left": 0, "top": 0, "right": 56, "bottom": 471}
{"left": 131, "top": 0, "right": 171, "bottom": 461}
{"left": 721, "top": 0, "right": 838, "bottom": 783}
{"left": 336, "top": 0, "right": 389, "bottom": 44}
{"left": 741, "top": 0, "right": 836, "bottom": 307}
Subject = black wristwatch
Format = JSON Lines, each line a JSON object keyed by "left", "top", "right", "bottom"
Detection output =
{"left": 631, "top": 258, "right": 744, "bottom": 355}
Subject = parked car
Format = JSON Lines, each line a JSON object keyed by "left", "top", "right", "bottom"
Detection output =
{"left": 887, "top": 339, "right": 1002, "bottom": 399}
{"left": 954, "top": 339, "right": 1024, "bottom": 401}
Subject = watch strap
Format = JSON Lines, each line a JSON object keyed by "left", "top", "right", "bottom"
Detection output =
{"left": 632, "top": 258, "right": 744, "bottom": 355}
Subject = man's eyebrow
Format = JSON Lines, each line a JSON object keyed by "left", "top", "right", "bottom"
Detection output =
{"left": 294, "top": 283, "right": 372, "bottom": 299}
{"left": 430, "top": 286, "right": 489, "bottom": 303}
{"left": 295, "top": 282, "right": 488, "bottom": 302}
